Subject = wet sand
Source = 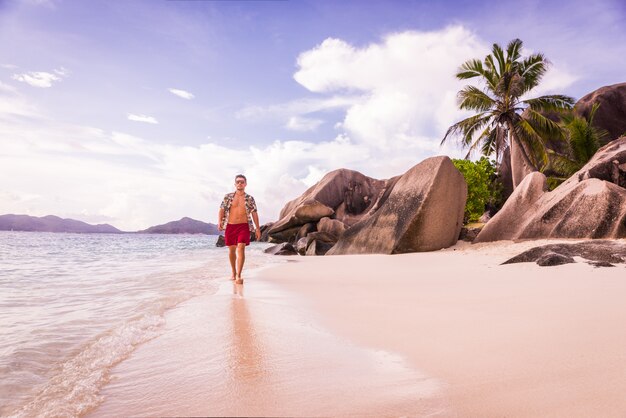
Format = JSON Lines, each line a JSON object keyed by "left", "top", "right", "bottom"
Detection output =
{"left": 91, "top": 239, "right": 626, "bottom": 417}
{"left": 91, "top": 275, "right": 446, "bottom": 417}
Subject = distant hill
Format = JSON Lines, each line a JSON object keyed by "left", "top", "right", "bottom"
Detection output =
{"left": 0, "top": 214, "right": 122, "bottom": 233}
{"left": 138, "top": 217, "right": 220, "bottom": 235}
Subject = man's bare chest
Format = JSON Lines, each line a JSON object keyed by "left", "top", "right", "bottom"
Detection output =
{"left": 230, "top": 195, "right": 246, "bottom": 210}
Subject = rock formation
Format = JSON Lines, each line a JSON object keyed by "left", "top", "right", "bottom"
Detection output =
{"left": 328, "top": 156, "right": 467, "bottom": 254}
{"left": 304, "top": 231, "right": 337, "bottom": 256}
{"left": 267, "top": 168, "right": 395, "bottom": 245}
{"left": 503, "top": 240, "right": 626, "bottom": 267}
{"left": 263, "top": 242, "right": 298, "bottom": 256}
{"left": 476, "top": 137, "right": 626, "bottom": 242}
{"left": 575, "top": 82, "right": 626, "bottom": 142}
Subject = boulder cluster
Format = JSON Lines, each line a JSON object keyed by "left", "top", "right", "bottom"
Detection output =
{"left": 476, "top": 137, "right": 626, "bottom": 242}
{"left": 264, "top": 156, "right": 467, "bottom": 256}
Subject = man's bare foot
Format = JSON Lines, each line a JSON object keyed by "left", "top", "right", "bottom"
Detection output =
{"left": 235, "top": 276, "right": 244, "bottom": 284}
{"left": 230, "top": 274, "right": 236, "bottom": 281}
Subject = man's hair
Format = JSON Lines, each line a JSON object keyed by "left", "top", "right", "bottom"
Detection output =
{"left": 235, "top": 174, "right": 247, "bottom": 183}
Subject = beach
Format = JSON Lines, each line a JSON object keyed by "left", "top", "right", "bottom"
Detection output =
{"left": 89, "top": 239, "right": 626, "bottom": 417}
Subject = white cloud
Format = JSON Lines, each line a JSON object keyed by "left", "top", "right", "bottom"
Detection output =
{"left": 127, "top": 113, "right": 159, "bottom": 124}
{"left": 168, "top": 88, "right": 195, "bottom": 100}
{"left": 1, "top": 64, "right": 19, "bottom": 69}
{"left": 11, "top": 67, "right": 67, "bottom": 88}
{"left": 294, "top": 26, "right": 490, "bottom": 153}
{"left": 285, "top": 116, "right": 323, "bottom": 132}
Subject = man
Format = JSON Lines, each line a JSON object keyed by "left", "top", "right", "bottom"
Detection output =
{"left": 218, "top": 174, "right": 261, "bottom": 284}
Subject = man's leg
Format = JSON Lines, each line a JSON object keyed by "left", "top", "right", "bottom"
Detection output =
{"left": 228, "top": 245, "right": 237, "bottom": 280}
{"left": 235, "top": 242, "right": 246, "bottom": 283}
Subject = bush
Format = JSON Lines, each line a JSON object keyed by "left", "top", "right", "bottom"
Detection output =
{"left": 452, "top": 157, "right": 503, "bottom": 223}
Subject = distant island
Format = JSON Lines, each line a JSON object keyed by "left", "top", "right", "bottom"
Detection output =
{"left": 0, "top": 214, "right": 220, "bottom": 235}
{"left": 137, "top": 217, "right": 220, "bottom": 235}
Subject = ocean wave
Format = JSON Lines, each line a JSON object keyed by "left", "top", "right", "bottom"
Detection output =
{"left": 8, "top": 313, "right": 165, "bottom": 418}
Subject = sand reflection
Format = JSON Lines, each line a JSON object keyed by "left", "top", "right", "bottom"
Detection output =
{"left": 228, "top": 283, "right": 268, "bottom": 389}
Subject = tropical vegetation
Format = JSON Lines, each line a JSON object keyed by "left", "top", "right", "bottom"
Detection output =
{"left": 452, "top": 157, "right": 503, "bottom": 223}
{"left": 544, "top": 103, "right": 608, "bottom": 188}
{"left": 442, "top": 39, "right": 576, "bottom": 188}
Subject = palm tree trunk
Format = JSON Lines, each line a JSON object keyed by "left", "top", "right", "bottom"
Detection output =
{"left": 508, "top": 128, "right": 537, "bottom": 188}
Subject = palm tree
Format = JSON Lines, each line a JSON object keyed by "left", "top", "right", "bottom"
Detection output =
{"left": 546, "top": 103, "right": 608, "bottom": 182}
{"left": 442, "top": 39, "right": 575, "bottom": 188}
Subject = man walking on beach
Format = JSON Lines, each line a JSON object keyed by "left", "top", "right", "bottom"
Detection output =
{"left": 218, "top": 174, "right": 261, "bottom": 284}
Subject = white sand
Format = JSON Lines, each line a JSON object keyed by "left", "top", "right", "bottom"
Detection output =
{"left": 91, "top": 239, "right": 626, "bottom": 417}
{"left": 255, "top": 239, "right": 626, "bottom": 417}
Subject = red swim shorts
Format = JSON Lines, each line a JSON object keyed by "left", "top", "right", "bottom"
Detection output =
{"left": 225, "top": 223, "right": 251, "bottom": 246}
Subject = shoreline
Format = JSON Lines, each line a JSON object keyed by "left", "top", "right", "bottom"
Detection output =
{"left": 90, "top": 266, "right": 448, "bottom": 417}
{"left": 86, "top": 238, "right": 626, "bottom": 417}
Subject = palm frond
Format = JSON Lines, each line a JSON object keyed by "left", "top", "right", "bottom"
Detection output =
{"left": 441, "top": 112, "right": 491, "bottom": 146}
{"left": 545, "top": 149, "right": 581, "bottom": 176}
{"left": 462, "top": 125, "right": 494, "bottom": 159}
{"left": 458, "top": 86, "right": 495, "bottom": 111}
{"left": 523, "top": 95, "right": 575, "bottom": 112}
{"left": 484, "top": 54, "right": 496, "bottom": 74}
{"left": 506, "top": 39, "right": 523, "bottom": 65}
{"left": 518, "top": 53, "right": 548, "bottom": 92}
{"left": 495, "top": 71, "right": 524, "bottom": 100}
{"left": 479, "top": 127, "right": 498, "bottom": 156}
{"left": 524, "top": 108, "right": 566, "bottom": 140}
{"left": 457, "top": 59, "right": 483, "bottom": 79}
{"left": 457, "top": 59, "right": 498, "bottom": 91}
{"left": 491, "top": 43, "right": 506, "bottom": 77}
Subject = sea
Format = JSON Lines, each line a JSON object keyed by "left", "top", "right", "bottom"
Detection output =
{"left": 0, "top": 231, "right": 275, "bottom": 417}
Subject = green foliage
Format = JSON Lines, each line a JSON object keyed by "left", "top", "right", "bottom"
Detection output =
{"left": 545, "top": 176, "right": 564, "bottom": 191}
{"left": 453, "top": 157, "right": 503, "bottom": 223}
{"left": 544, "top": 103, "right": 608, "bottom": 179}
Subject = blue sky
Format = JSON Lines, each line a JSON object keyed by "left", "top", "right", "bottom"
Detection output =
{"left": 1, "top": 0, "right": 625, "bottom": 230}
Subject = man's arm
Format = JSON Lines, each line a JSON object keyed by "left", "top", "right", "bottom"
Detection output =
{"left": 252, "top": 211, "right": 261, "bottom": 240}
{"left": 218, "top": 208, "right": 224, "bottom": 231}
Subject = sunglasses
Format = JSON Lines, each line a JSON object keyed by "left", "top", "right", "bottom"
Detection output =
{"left": 235, "top": 180, "right": 246, "bottom": 184}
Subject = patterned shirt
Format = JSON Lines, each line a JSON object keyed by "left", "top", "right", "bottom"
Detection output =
{"left": 220, "top": 192, "right": 258, "bottom": 231}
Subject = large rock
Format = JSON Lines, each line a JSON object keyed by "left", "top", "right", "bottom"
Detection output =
{"left": 503, "top": 240, "right": 626, "bottom": 267}
{"left": 317, "top": 217, "right": 345, "bottom": 238}
{"left": 295, "top": 237, "right": 308, "bottom": 255}
{"left": 259, "top": 222, "right": 273, "bottom": 242}
{"left": 328, "top": 156, "right": 467, "bottom": 254}
{"left": 264, "top": 243, "right": 298, "bottom": 256}
{"left": 476, "top": 138, "right": 626, "bottom": 242}
{"left": 296, "top": 222, "right": 317, "bottom": 241}
{"left": 575, "top": 82, "right": 626, "bottom": 142}
{"left": 305, "top": 239, "right": 335, "bottom": 256}
{"left": 267, "top": 168, "right": 393, "bottom": 243}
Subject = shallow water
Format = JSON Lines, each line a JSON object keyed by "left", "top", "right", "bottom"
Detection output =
{"left": 0, "top": 231, "right": 273, "bottom": 417}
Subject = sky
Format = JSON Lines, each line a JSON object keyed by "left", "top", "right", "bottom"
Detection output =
{"left": 1, "top": 0, "right": 625, "bottom": 231}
